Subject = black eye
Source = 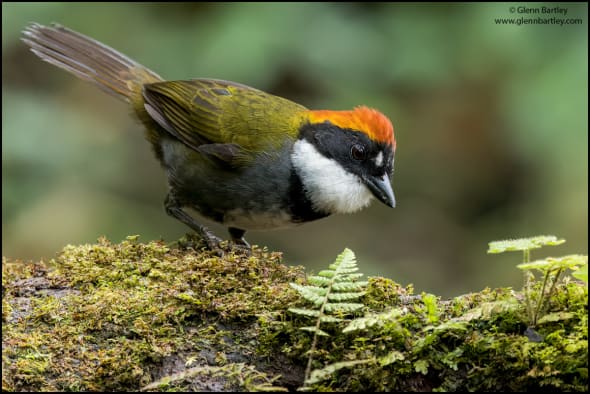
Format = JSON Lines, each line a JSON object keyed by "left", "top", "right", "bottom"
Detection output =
{"left": 350, "top": 144, "right": 366, "bottom": 161}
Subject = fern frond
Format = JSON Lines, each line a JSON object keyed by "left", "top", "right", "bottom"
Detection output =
{"left": 289, "top": 283, "right": 327, "bottom": 306}
{"left": 379, "top": 350, "right": 405, "bottom": 366}
{"left": 323, "top": 302, "right": 364, "bottom": 313}
{"left": 317, "top": 270, "right": 335, "bottom": 278}
{"left": 289, "top": 248, "right": 368, "bottom": 387}
{"left": 327, "top": 291, "right": 367, "bottom": 301}
{"left": 343, "top": 309, "right": 403, "bottom": 333}
{"left": 305, "top": 359, "right": 373, "bottom": 385}
{"left": 334, "top": 273, "right": 364, "bottom": 282}
{"left": 288, "top": 308, "right": 320, "bottom": 317}
{"left": 308, "top": 276, "right": 332, "bottom": 285}
{"left": 299, "top": 327, "right": 330, "bottom": 336}
{"left": 517, "top": 255, "right": 587, "bottom": 272}
{"left": 318, "top": 315, "right": 343, "bottom": 323}
{"left": 487, "top": 235, "right": 565, "bottom": 253}
{"left": 330, "top": 266, "right": 359, "bottom": 274}
{"left": 289, "top": 283, "right": 326, "bottom": 295}
{"left": 332, "top": 281, "right": 369, "bottom": 291}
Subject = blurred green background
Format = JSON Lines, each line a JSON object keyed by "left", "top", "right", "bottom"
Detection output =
{"left": 2, "top": 3, "right": 588, "bottom": 297}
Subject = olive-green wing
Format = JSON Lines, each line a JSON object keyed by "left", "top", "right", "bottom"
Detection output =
{"left": 142, "top": 79, "right": 307, "bottom": 154}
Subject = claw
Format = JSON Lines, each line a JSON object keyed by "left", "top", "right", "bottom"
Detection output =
{"left": 200, "top": 228, "right": 223, "bottom": 250}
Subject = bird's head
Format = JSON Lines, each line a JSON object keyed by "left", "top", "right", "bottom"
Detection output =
{"left": 291, "top": 106, "right": 396, "bottom": 215}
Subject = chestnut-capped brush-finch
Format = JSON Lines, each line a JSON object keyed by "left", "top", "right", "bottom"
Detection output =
{"left": 22, "top": 23, "right": 396, "bottom": 250}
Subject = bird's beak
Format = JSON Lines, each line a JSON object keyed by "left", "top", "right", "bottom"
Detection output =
{"left": 365, "top": 174, "right": 396, "bottom": 208}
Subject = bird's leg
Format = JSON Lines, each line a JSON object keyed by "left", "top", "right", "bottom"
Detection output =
{"left": 228, "top": 227, "right": 251, "bottom": 249}
{"left": 165, "top": 193, "right": 222, "bottom": 250}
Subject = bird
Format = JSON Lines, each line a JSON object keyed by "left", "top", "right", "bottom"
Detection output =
{"left": 21, "top": 23, "right": 396, "bottom": 251}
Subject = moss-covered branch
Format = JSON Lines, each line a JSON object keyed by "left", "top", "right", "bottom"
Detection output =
{"left": 2, "top": 236, "right": 588, "bottom": 391}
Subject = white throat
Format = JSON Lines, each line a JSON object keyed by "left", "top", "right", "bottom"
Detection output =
{"left": 291, "top": 139, "right": 374, "bottom": 214}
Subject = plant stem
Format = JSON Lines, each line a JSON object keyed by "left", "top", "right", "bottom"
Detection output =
{"left": 536, "top": 268, "right": 564, "bottom": 323}
{"left": 522, "top": 248, "right": 534, "bottom": 325}
{"left": 523, "top": 271, "right": 534, "bottom": 325}
{"left": 532, "top": 269, "right": 551, "bottom": 326}
{"left": 304, "top": 283, "right": 333, "bottom": 385}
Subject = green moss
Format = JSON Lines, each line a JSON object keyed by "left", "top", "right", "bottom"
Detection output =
{"left": 282, "top": 282, "right": 588, "bottom": 392}
{"left": 2, "top": 235, "right": 304, "bottom": 391}
{"left": 2, "top": 236, "right": 587, "bottom": 391}
{"left": 363, "top": 276, "right": 412, "bottom": 311}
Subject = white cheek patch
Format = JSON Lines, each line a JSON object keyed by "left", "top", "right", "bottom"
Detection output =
{"left": 291, "top": 140, "right": 374, "bottom": 214}
{"left": 373, "top": 151, "right": 384, "bottom": 168}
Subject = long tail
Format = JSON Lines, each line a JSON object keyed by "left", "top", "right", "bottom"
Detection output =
{"left": 21, "top": 23, "right": 163, "bottom": 105}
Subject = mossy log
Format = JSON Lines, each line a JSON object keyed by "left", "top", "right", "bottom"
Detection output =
{"left": 2, "top": 236, "right": 588, "bottom": 391}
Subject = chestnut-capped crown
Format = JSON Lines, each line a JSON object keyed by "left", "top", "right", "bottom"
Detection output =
{"left": 306, "top": 106, "right": 395, "bottom": 150}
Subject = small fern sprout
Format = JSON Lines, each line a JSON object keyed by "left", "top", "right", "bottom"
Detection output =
{"left": 488, "top": 235, "right": 587, "bottom": 341}
{"left": 517, "top": 254, "right": 587, "bottom": 327}
{"left": 288, "top": 248, "right": 368, "bottom": 386}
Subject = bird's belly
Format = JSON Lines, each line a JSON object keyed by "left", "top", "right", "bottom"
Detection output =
{"left": 222, "top": 208, "right": 297, "bottom": 230}
{"left": 161, "top": 138, "right": 303, "bottom": 230}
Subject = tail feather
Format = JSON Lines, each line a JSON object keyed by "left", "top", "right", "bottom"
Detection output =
{"left": 21, "top": 23, "right": 162, "bottom": 103}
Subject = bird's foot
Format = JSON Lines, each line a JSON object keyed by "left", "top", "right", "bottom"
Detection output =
{"left": 229, "top": 237, "right": 252, "bottom": 256}
{"left": 200, "top": 229, "right": 223, "bottom": 249}
{"left": 174, "top": 229, "right": 251, "bottom": 257}
{"left": 228, "top": 227, "right": 251, "bottom": 256}
{"left": 173, "top": 229, "right": 223, "bottom": 254}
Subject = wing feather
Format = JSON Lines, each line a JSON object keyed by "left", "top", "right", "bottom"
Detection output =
{"left": 142, "top": 79, "right": 307, "bottom": 154}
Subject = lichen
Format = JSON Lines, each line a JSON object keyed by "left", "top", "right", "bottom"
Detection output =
{"left": 2, "top": 236, "right": 587, "bottom": 391}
